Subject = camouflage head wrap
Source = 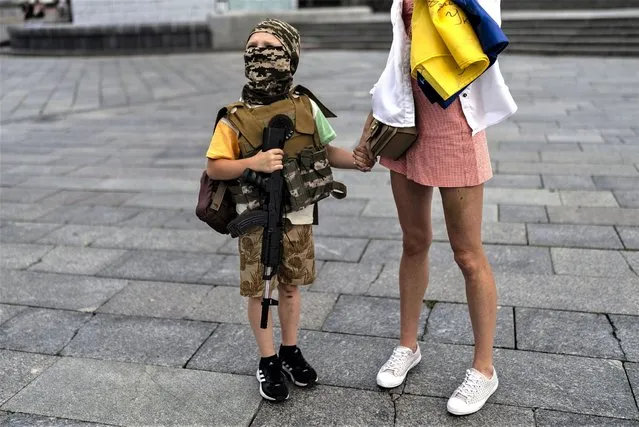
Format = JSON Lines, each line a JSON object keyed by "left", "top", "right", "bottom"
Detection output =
{"left": 242, "top": 19, "right": 301, "bottom": 105}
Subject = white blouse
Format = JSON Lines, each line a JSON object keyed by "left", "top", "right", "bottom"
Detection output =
{"left": 370, "top": 0, "right": 518, "bottom": 135}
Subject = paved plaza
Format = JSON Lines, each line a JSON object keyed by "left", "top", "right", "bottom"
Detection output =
{"left": 1, "top": 51, "right": 639, "bottom": 426}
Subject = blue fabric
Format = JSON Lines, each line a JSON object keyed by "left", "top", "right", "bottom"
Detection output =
{"left": 416, "top": 0, "right": 509, "bottom": 109}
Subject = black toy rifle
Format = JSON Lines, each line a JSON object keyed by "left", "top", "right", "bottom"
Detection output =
{"left": 227, "top": 115, "right": 293, "bottom": 329}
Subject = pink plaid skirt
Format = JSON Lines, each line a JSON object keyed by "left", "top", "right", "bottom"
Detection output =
{"left": 379, "top": 94, "right": 492, "bottom": 188}
{"left": 380, "top": 0, "right": 492, "bottom": 188}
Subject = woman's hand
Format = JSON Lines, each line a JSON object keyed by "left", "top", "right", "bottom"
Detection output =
{"left": 353, "top": 145, "right": 376, "bottom": 172}
{"left": 250, "top": 149, "right": 285, "bottom": 173}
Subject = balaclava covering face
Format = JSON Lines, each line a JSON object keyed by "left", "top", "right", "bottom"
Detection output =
{"left": 242, "top": 19, "right": 301, "bottom": 105}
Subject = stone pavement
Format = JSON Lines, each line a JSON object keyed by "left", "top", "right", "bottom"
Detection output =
{"left": 1, "top": 51, "right": 639, "bottom": 426}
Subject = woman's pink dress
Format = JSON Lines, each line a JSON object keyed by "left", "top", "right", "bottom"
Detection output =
{"left": 379, "top": 0, "right": 493, "bottom": 188}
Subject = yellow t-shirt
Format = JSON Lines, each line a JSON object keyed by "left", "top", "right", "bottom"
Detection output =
{"left": 206, "top": 99, "right": 336, "bottom": 225}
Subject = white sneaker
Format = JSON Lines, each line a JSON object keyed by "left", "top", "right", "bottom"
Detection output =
{"left": 447, "top": 367, "right": 499, "bottom": 416}
{"left": 376, "top": 345, "right": 422, "bottom": 388}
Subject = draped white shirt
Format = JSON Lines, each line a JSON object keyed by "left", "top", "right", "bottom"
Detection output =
{"left": 370, "top": 0, "right": 517, "bottom": 135}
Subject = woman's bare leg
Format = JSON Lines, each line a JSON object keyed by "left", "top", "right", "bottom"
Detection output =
{"left": 390, "top": 171, "right": 434, "bottom": 350}
{"left": 440, "top": 185, "right": 496, "bottom": 377}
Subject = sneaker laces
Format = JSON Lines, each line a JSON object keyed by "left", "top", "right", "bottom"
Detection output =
{"left": 381, "top": 347, "right": 413, "bottom": 374}
{"left": 454, "top": 369, "right": 483, "bottom": 401}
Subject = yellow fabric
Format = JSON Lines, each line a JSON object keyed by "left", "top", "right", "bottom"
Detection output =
{"left": 410, "top": 0, "right": 489, "bottom": 100}
{"left": 206, "top": 119, "right": 240, "bottom": 160}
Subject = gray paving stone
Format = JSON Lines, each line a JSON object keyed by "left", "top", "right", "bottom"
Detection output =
{"left": 625, "top": 252, "right": 639, "bottom": 276}
{"left": 323, "top": 295, "right": 428, "bottom": 339}
{"left": 318, "top": 198, "right": 367, "bottom": 216}
{"left": 198, "top": 255, "right": 240, "bottom": 287}
{"left": 315, "top": 216, "right": 402, "bottom": 239}
{"left": 0, "top": 222, "right": 61, "bottom": 244}
{"left": 0, "top": 270, "right": 127, "bottom": 312}
{"left": 516, "top": 308, "right": 624, "bottom": 359}
{"left": 310, "top": 262, "right": 382, "bottom": 295}
{"left": 610, "top": 315, "right": 639, "bottom": 363}
{"left": 160, "top": 210, "right": 212, "bottom": 230}
{"left": 0, "top": 413, "right": 110, "bottom": 427}
{"left": 118, "top": 209, "right": 181, "bottom": 228}
{"left": 0, "top": 203, "right": 60, "bottom": 222}
{"left": 593, "top": 176, "right": 639, "bottom": 190}
{"left": 484, "top": 188, "right": 561, "bottom": 206}
{"left": 37, "top": 224, "right": 116, "bottom": 246}
{"left": 496, "top": 272, "right": 639, "bottom": 315}
{"left": 542, "top": 175, "right": 596, "bottom": 190}
{"left": 1, "top": 357, "right": 261, "bottom": 427}
{"left": 98, "top": 250, "right": 224, "bottom": 283}
{"left": 486, "top": 173, "right": 542, "bottom": 189}
{"left": 0, "top": 187, "right": 57, "bottom": 204}
{"left": 486, "top": 245, "right": 553, "bottom": 275}
{"left": 253, "top": 385, "right": 395, "bottom": 427}
{"left": 91, "top": 227, "right": 228, "bottom": 253}
{"left": 61, "top": 314, "right": 215, "bottom": 367}
{"left": 499, "top": 205, "right": 548, "bottom": 223}
{"left": 535, "top": 409, "right": 639, "bottom": 427}
{"left": 615, "top": 190, "right": 639, "bottom": 208}
{"left": 425, "top": 303, "right": 515, "bottom": 349}
{"left": 547, "top": 206, "right": 639, "bottom": 227}
{"left": 312, "top": 236, "right": 369, "bottom": 262}
{"left": 560, "top": 190, "right": 619, "bottom": 207}
{"left": 0, "top": 243, "right": 53, "bottom": 270}
{"left": 500, "top": 162, "right": 639, "bottom": 177}
{"left": 30, "top": 246, "right": 127, "bottom": 276}
{"left": 528, "top": 224, "right": 623, "bottom": 249}
{"left": 396, "top": 395, "right": 535, "bottom": 427}
{"left": 97, "top": 280, "right": 213, "bottom": 320}
{"left": 77, "top": 191, "right": 138, "bottom": 207}
{"left": 0, "top": 350, "right": 57, "bottom": 405}
{"left": 619, "top": 227, "right": 639, "bottom": 250}
{"left": 187, "top": 323, "right": 269, "bottom": 375}
{"left": 551, "top": 248, "right": 635, "bottom": 278}
{"left": 0, "top": 304, "right": 26, "bottom": 326}
{"left": 405, "top": 341, "right": 638, "bottom": 419}
{"left": 627, "top": 363, "right": 639, "bottom": 411}
{"left": 0, "top": 308, "right": 91, "bottom": 354}
{"left": 42, "top": 205, "right": 142, "bottom": 226}
{"left": 38, "top": 191, "right": 98, "bottom": 206}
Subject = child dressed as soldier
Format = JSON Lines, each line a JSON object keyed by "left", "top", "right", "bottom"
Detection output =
{"left": 205, "top": 19, "right": 366, "bottom": 402}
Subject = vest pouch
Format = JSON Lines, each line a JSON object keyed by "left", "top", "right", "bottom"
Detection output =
{"left": 283, "top": 157, "right": 311, "bottom": 212}
{"left": 283, "top": 147, "right": 340, "bottom": 213}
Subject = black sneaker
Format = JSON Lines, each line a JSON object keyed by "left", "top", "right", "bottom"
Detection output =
{"left": 279, "top": 346, "right": 318, "bottom": 387}
{"left": 256, "top": 356, "right": 289, "bottom": 402}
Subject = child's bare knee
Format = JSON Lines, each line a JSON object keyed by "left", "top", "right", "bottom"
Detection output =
{"left": 278, "top": 284, "right": 298, "bottom": 298}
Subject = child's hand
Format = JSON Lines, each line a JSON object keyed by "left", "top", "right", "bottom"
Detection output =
{"left": 251, "top": 149, "right": 285, "bottom": 173}
{"left": 353, "top": 145, "right": 375, "bottom": 172}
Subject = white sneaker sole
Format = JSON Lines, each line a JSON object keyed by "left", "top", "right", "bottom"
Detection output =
{"left": 256, "top": 370, "right": 289, "bottom": 402}
{"left": 376, "top": 353, "right": 422, "bottom": 389}
{"left": 447, "top": 378, "right": 499, "bottom": 416}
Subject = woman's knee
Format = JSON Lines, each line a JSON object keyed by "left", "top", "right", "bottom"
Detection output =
{"left": 453, "top": 248, "right": 486, "bottom": 278}
{"left": 402, "top": 229, "right": 432, "bottom": 257}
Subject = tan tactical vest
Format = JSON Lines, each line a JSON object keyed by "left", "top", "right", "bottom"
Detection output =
{"left": 225, "top": 94, "right": 322, "bottom": 160}
{"left": 223, "top": 92, "right": 346, "bottom": 213}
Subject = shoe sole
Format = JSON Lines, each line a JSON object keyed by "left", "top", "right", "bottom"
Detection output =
{"left": 376, "top": 353, "right": 422, "bottom": 389}
{"left": 447, "top": 378, "right": 499, "bottom": 416}
{"left": 281, "top": 366, "right": 318, "bottom": 388}
{"left": 256, "top": 370, "right": 289, "bottom": 402}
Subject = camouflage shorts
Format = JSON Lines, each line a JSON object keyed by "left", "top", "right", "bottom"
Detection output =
{"left": 239, "top": 224, "right": 316, "bottom": 298}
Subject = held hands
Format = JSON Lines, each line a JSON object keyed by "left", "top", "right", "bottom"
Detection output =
{"left": 251, "top": 149, "right": 285, "bottom": 173}
{"left": 352, "top": 129, "right": 377, "bottom": 172}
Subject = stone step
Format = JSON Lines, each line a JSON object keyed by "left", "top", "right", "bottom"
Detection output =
{"left": 502, "top": 0, "right": 639, "bottom": 10}
{"left": 508, "top": 36, "right": 639, "bottom": 46}
{"left": 506, "top": 43, "right": 639, "bottom": 56}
